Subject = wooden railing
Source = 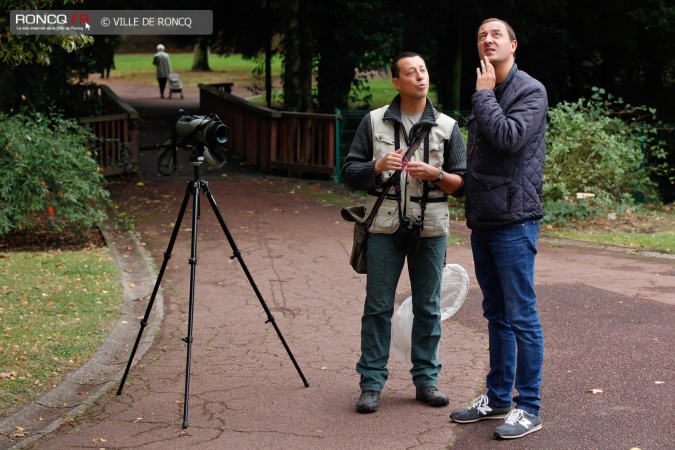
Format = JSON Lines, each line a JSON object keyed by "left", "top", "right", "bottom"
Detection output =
{"left": 199, "top": 84, "right": 338, "bottom": 178}
{"left": 78, "top": 85, "right": 139, "bottom": 176}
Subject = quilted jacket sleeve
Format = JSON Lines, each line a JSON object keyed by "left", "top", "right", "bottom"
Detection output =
{"left": 472, "top": 79, "right": 547, "bottom": 154}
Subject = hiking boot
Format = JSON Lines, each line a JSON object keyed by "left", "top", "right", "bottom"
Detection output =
{"left": 494, "top": 408, "right": 542, "bottom": 439}
{"left": 356, "top": 390, "right": 380, "bottom": 413}
{"left": 449, "top": 394, "right": 512, "bottom": 423}
{"left": 415, "top": 386, "right": 449, "bottom": 407}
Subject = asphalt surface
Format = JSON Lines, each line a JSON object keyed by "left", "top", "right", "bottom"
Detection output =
{"left": 1, "top": 78, "right": 673, "bottom": 449}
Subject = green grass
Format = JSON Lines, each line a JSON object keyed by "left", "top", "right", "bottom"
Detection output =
{"left": 111, "top": 53, "right": 281, "bottom": 89}
{"left": 110, "top": 53, "right": 420, "bottom": 108}
{"left": 541, "top": 205, "right": 675, "bottom": 254}
{"left": 0, "top": 249, "right": 122, "bottom": 418}
{"left": 450, "top": 198, "right": 675, "bottom": 253}
{"left": 546, "top": 229, "right": 674, "bottom": 252}
{"left": 114, "top": 53, "right": 276, "bottom": 73}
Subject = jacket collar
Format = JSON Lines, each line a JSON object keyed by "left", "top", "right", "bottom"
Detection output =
{"left": 383, "top": 95, "right": 438, "bottom": 128}
{"left": 494, "top": 64, "right": 518, "bottom": 97}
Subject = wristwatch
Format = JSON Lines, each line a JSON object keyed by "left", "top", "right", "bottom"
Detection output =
{"left": 435, "top": 167, "right": 444, "bottom": 182}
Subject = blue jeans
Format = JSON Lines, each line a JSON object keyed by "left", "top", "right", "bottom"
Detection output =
{"left": 471, "top": 221, "right": 544, "bottom": 415}
{"left": 357, "top": 233, "right": 447, "bottom": 391}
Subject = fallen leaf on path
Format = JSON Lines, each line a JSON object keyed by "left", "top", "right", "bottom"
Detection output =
{"left": 10, "top": 427, "right": 26, "bottom": 438}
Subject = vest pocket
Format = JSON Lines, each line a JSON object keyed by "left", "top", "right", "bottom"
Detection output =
{"left": 369, "top": 199, "right": 399, "bottom": 233}
{"left": 374, "top": 133, "right": 395, "bottom": 147}
{"left": 428, "top": 141, "right": 444, "bottom": 168}
{"left": 420, "top": 203, "right": 450, "bottom": 236}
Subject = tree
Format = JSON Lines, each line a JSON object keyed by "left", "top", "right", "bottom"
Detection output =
{"left": 279, "top": 0, "right": 313, "bottom": 111}
{"left": 557, "top": 0, "right": 674, "bottom": 118}
{"left": 191, "top": 36, "right": 211, "bottom": 71}
{"left": 389, "top": 0, "right": 479, "bottom": 111}
{"left": 209, "top": 1, "right": 286, "bottom": 108}
{"left": 312, "top": 0, "right": 399, "bottom": 113}
{"left": 0, "top": 0, "right": 93, "bottom": 67}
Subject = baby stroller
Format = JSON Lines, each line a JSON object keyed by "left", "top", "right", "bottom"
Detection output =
{"left": 168, "top": 72, "right": 183, "bottom": 99}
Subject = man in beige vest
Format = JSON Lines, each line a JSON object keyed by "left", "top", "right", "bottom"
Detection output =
{"left": 342, "top": 52, "right": 466, "bottom": 413}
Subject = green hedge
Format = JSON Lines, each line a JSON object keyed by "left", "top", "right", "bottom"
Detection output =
{"left": 0, "top": 112, "right": 110, "bottom": 236}
{"left": 545, "top": 87, "right": 667, "bottom": 205}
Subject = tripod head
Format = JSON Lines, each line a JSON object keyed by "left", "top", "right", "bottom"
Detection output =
{"left": 140, "top": 109, "right": 229, "bottom": 176}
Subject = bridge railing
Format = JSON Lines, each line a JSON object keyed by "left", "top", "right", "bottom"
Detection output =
{"left": 77, "top": 84, "right": 139, "bottom": 176}
{"left": 199, "top": 84, "right": 338, "bottom": 178}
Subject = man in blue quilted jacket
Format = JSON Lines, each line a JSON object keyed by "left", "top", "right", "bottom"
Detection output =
{"left": 449, "top": 18, "right": 547, "bottom": 440}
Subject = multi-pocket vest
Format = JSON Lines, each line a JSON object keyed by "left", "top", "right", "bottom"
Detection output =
{"left": 365, "top": 106, "right": 456, "bottom": 237}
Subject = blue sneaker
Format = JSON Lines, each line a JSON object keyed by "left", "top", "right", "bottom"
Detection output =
{"left": 450, "top": 394, "right": 512, "bottom": 423}
{"left": 494, "top": 408, "right": 542, "bottom": 439}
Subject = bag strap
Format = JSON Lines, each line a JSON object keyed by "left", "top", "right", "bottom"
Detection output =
{"left": 418, "top": 132, "right": 431, "bottom": 228}
{"left": 364, "top": 128, "right": 430, "bottom": 227}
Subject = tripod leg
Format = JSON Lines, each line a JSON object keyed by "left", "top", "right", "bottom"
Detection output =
{"left": 181, "top": 180, "right": 202, "bottom": 428}
{"left": 200, "top": 181, "right": 309, "bottom": 387}
{"left": 117, "top": 180, "right": 193, "bottom": 395}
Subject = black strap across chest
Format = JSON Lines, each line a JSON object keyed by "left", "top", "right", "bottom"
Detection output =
{"left": 394, "top": 123, "right": 432, "bottom": 224}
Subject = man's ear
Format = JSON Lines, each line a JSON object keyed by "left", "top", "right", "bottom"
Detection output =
{"left": 392, "top": 78, "right": 400, "bottom": 91}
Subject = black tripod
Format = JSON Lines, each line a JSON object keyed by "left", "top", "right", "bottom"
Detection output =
{"left": 117, "top": 147, "right": 309, "bottom": 429}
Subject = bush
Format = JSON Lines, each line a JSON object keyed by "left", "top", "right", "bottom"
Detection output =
{"left": 545, "top": 87, "right": 668, "bottom": 205}
{"left": 542, "top": 195, "right": 629, "bottom": 227}
{"left": 0, "top": 111, "right": 110, "bottom": 236}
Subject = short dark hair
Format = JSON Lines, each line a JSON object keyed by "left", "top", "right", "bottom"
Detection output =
{"left": 390, "top": 52, "right": 423, "bottom": 78}
{"left": 478, "top": 18, "right": 516, "bottom": 41}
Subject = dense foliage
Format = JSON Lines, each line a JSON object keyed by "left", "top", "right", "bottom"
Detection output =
{"left": 0, "top": 0, "right": 106, "bottom": 114}
{"left": 543, "top": 88, "right": 671, "bottom": 223}
{"left": 0, "top": 0, "right": 92, "bottom": 67}
{"left": 0, "top": 112, "right": 110, "bottom": 236}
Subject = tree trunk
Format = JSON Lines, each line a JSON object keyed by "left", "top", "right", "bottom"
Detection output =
{"left": 282, "top": 0, "right": 313, "bottom": 111}
{"left": 265, "top": 40, "right": 272, "bottom": 108}
{"left": 191, "top": 38, "right": 211, "bottom": 72}
{"left": 436, "top": 31, "right": 462, "bottom": 111}
{"left": 316, "top": 43, "right": 354, "bottom": 113}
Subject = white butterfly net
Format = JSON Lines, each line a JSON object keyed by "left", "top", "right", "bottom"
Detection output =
{"left": 390, "top": 264, "right": 470, "bottom": 364}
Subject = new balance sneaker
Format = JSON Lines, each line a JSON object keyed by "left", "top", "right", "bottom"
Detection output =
{"left": 494, "top": 408, "right": 542, "bottom": 439}
{"left": 449, "top": 394, "right": 512, "bottom": 423}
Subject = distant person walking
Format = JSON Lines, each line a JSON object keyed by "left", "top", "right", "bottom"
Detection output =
{"left": 95, "top": 36, "right": 118, "bottom": 79}
{"left": 152, "top": 44, "right": 172, "bottom": 98}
